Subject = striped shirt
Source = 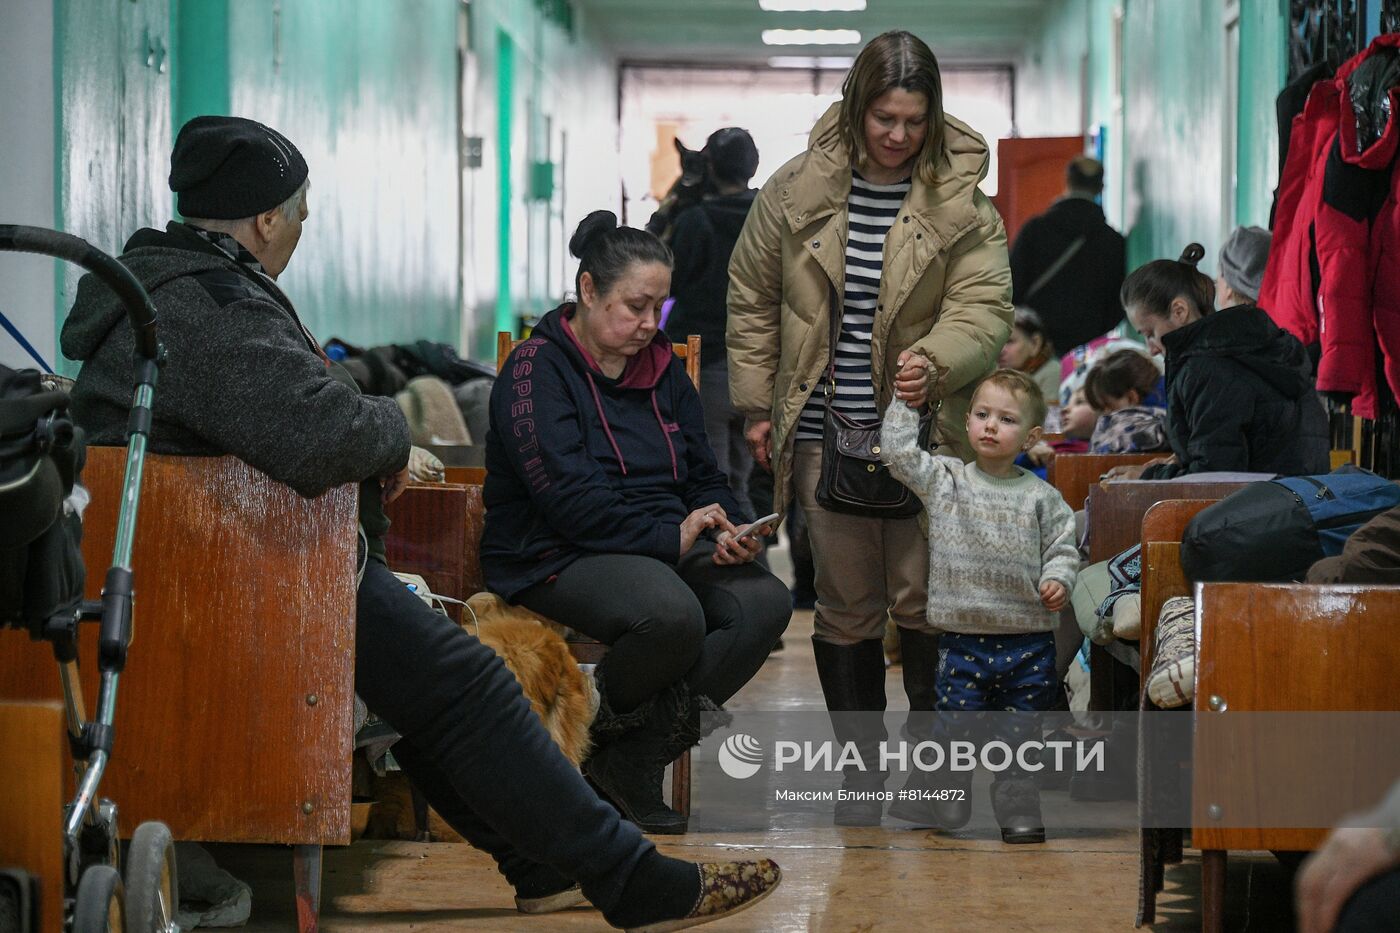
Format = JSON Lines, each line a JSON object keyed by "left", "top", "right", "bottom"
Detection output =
{"left": 796, "top": 172, "right": 911, "bottom": 440}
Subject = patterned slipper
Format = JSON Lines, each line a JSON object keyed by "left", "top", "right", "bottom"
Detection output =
{"left": 515, "top": 883, "right": 588, "bottom": 914}
{"left": 626, "top": 859, "right": 782, "bottom": 933}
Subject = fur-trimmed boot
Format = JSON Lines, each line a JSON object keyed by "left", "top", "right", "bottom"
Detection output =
{"left": 991, "top": 776, "right": 1045, "bottom": 844}
{"left": 584, "top": 674, "right": 688, "bottom": 835}
{"left": 659, "top": 689, "right": 731, "bottom": 766}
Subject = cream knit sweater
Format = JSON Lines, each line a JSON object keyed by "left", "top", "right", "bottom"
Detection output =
{"left": 881, "top": 400, "right": 1079, "bottom": 634}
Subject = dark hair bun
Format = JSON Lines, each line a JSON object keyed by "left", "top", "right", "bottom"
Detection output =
{"left": 569, "top": 210, "right": 619, "bottom": 260}
{"left": 1178, "top": 243, "right": 1206, "bottom": 268}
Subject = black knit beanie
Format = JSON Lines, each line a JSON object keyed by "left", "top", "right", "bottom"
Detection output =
{"left": 170, "top": 116, "right": 308, "bottom": 220}
{"left": 705, "top": 127, "right": 759, "bottom": 185}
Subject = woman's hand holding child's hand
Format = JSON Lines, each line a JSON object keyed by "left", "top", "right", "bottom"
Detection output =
{"left": 894, "top": 350, "right": 950, "bottom": 409}
{"left": 680, "top": 504, "right": 734, "bottom": 554}
{"left": 1039, "top": 580, "right": 1068, "bottom": 612}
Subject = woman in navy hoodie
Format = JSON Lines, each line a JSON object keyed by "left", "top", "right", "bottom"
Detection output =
{"left": 482, "top": 211, "right": 791, "bottom": 834}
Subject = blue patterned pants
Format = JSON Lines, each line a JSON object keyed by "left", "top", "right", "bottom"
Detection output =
{"left": 935, "top": 631, "right": 1058, "bottom": 713}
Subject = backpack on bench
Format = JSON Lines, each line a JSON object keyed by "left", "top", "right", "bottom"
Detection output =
{"left": 1181, "top": 465, "right": 1400, "bottom": 583}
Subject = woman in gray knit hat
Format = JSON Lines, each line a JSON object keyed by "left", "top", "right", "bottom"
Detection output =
{"left": 1215, "top": 225, "right": 1271, "bottom": 309}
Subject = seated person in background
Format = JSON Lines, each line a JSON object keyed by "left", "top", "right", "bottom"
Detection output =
{"left": 1214, "top": 224, "right": 1270, "bottom": 310}
{"left": 61, "top": 117, "right": 780, "bottom": 930}
{"left": 1023, "top": 385, "right": 1096, "bottom": 471}
{"left": 1296, "top": 779, "right": 1400, "bottom": 933}
{"left": 1107, "top": 243, "right": 1329, "bottom": 481}
{"left": 998, "top": 307, "right": 1061, "bottom": 406}
{"left": 482, "top": 210, "right": 791, "bottom": 835}
{"left": 1082, "top": 348, "right": 1168, "bottom": 454}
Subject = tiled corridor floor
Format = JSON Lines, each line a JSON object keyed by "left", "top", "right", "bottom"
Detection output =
{"left": 225, "top": 610, "right": 1296, "bottom": 931}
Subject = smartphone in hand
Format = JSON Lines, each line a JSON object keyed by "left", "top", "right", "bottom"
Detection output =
{"left": 734, "top": 512, "right": 780, "bottom": 544}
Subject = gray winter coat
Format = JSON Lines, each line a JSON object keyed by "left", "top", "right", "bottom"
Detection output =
{"left": 60, "top": 222, "right": 410, "bottom": 560}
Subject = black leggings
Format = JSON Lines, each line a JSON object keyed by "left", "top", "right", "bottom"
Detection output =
{"left": 354, "top": 559, "right": 647, "bottom": 907}
{"left": 517, "top": 543, "right": 791, "bottom": 712}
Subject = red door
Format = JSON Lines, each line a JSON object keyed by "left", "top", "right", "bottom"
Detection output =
{"left": 992, "top": 136, "right": 1086, "bottom": 245}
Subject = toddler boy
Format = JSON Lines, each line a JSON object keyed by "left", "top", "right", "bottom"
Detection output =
{"left": 880, "top": 369, "right": 1078, "bottom": 843}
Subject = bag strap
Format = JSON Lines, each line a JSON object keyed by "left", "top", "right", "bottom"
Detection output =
{"left": 0, "top": 308, "right": 55, "bottom": 374}
{"left": 824, "top": 281, "right": 841, "bottom": 403}
{"left": 1025, "top": 234, "right": 1088, "bottom": 301}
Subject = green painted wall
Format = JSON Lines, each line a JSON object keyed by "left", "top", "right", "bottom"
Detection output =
{"left": 1236, "top": 0, "right": 1287, "bottom": 228}
{"left": 459, "top": 0, "right": 621, "bottom": 357}
{"left": 1121, "top": 0, "right": 1225, "bottom": 271}
{"left": 171, "top": 0, "right": 230, "bottom": 137}
{"left": 225, "top": 0, "right": 461, "bottom": 348}
{"left": 54, "top": 0, "right": 172, "bottom": 374}
{"left": 1019, "top": 0, "right": 1288, "bottom": 281}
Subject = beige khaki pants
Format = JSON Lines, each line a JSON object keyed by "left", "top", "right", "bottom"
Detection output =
{"left": 793, "top": 442, "right": 933, "bottom": 645}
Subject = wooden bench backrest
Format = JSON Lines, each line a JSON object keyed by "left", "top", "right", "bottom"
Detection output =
{"left": 0, "top": 449, "right": 358, "bottom": 845}
{"left": 1048, "top": 453, "right": 1158, "bottom": 511}
{"left": 1138, "top": 499, "right": 1220, "bottom": 675}
{"left": 1192, "top": 582, "right": 1400, "bottom": 851}
{"left": 1085, "top": 481, "right": 1253, "bottom": 564}
{"left": 384, "top": 482, "right": 486, "bottom": 612}
{"left": 497, "top": 330, "right": 702, "bottom": 390}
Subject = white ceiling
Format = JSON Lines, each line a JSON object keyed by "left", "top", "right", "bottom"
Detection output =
{"left": 575, "top": 0, "right": 1057, "bottom": 66}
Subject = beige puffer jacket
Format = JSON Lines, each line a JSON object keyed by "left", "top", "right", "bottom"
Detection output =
{"left": 727, "top": 101, "right": 1014, "bottom": 511}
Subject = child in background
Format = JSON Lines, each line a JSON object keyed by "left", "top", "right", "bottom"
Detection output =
{"left": 1022, "top": 385, "right": 1096, "bottom": 472}
{"left": 879, "top": 370, "right": 1079, "bottom": 844}
{"left": 1083, "top": 349, "right": 1169, "bottom": 454}
{"left": 998, "top": 307, "right": 1061, "bottom": 405}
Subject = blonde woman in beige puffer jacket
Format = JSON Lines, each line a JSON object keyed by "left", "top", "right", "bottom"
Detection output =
{"left": 726, "top": 30, "right": 1013, "bottom": 826}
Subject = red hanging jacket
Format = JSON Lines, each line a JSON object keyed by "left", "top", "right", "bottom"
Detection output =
{"left": 1259, "top": 34, "right": 1400, "bottom": 418}
{"left": 1343, "top": 38, "right": 1400, "bottom": 415}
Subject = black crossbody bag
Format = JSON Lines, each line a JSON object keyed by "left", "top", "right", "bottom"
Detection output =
{"left": 815, "top": 284, "right": 935, "bottom": 518}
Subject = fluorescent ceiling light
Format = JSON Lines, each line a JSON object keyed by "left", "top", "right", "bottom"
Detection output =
{"left": 759, "top": 0, "right": 867, "bottom": 10}
{"left": 768, "top": 56, "right": 856, "bottom": 69}
{"left": 762, "top": 28, "right": 861, "bottom": 45}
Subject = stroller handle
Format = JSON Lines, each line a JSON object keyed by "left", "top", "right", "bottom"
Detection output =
{"left": 0, "top": 224, "right": 160, "bottom": 360}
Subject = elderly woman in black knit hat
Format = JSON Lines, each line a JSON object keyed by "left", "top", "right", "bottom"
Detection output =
{"left": 60, "top": 115, "right": 781, "bottom": 931}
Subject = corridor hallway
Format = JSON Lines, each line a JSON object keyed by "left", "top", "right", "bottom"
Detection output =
{"left": 220, "top": 609, "right": 1297, "bottom": 932}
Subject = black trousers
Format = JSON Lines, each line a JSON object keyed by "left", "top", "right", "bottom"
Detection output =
{"left": 517, "top": 543, "right": 791, "bottom": 712}
{"left": 1338, "top": 868, "right": 1400, "bottom": 932}
{"left": 355, "top": 559, "right": 648, "bottom": 908}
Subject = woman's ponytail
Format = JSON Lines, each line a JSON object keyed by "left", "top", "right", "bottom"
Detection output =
{"left": 1120, "top": 241, "right": 1214, "bottom": 322}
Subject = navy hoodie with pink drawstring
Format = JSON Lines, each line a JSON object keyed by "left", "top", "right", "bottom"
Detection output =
{"left": 480, "top": 303, "right": 746, "bottom": 602}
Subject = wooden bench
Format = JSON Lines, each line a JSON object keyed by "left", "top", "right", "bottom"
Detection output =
{"left": 0, "top": 450, "right": 358, "bottom": 933}
{"left": 384, "top": 482, "right": 482, "bottom": 624}
{"left": 0, "top": 701, "right": 67, "bottom": 931}
{"left": 1082, "top": 480, "right": 1254, "bottom": 710}
{"left": 1047, "top": 452, "right": 1159, "bottom": 511}
{"left": 1132, "top": 499, "right": 1400, "bottom": 929}
{"left": 1191, "top": 583, "right": 1400, "bottom": 932}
